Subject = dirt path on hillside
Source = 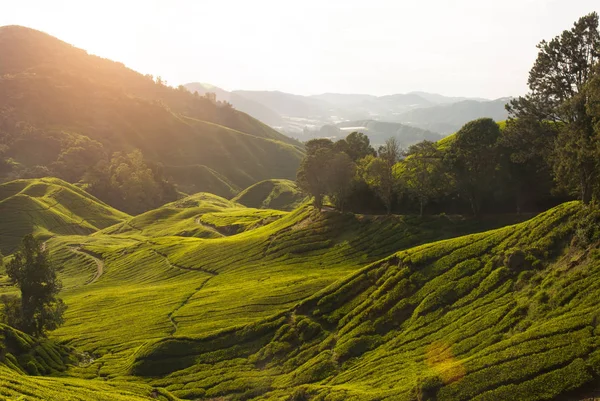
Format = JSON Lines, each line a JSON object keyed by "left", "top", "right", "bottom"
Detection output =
{"left": 153, "top": 248, "right": 219, "bottom": 335}
{"left": 69, "top": 246, "right": 104, "bottom": 285}
{"left": 152, "top": 249, "right": 217, "bottom": 276}
{"left": 167, "top": 276, "right": 214, "bottom": 336}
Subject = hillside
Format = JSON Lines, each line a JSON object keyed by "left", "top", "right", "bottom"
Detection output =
{"left": 232, "top": 179, "right": 307, "bottom": 211}
{"left": 395, "top": 98, "right": 510, "bottom": 134}
{"left": 0, "top": 26, "right": 303, "bottom": 196}
{"left": 0, "top": 177, "right": 128, "bottom": 254}
{"left": 131, "top": 202, "right": 600, "bottom": 401}
{"left": 0, "top": 176, "right": 540, "bottom": 399}
{"left": 184, "top": 82, "right": 284, "bottom": 127}
{"left": 3, "top": 173, "right": 600, "bottom": 400}
{"left": 336, "top": 119, "right": 442, "bottom": 147}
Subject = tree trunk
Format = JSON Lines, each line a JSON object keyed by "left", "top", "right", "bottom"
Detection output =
{"left": 419, "top": 200, "right": 424, "bottom": 217}
{"left": 469, "top": 196, "right": 479, "bottom": 217}
{"left": 314, "top": 194, "right": 323, "bottom": 211}
{"left": 582, "top": 179, "right": 592, "bottom": 205}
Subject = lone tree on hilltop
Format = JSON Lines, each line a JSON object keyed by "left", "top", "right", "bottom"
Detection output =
{"left": 2, "top": 235, "right": 66, "bottom": 336}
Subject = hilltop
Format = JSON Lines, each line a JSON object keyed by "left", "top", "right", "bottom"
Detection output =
{"left": 232, "top": 179, "right": 307, "bottom": 211}
{"left": 0, "top": 26, "right": 303, "bottom": 197}
{"left": 0, "top": 177, "right": 128, "bottom": 254}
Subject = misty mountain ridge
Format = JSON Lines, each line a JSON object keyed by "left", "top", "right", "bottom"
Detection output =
{"left": 185, "top": 82, "right": 511, "bottom": 140}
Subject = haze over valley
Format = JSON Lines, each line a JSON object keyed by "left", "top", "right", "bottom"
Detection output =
{"left": 184, "top": 82, "right": 510, "bottom": 146}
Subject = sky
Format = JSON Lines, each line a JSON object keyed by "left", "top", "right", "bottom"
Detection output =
{"left": 0, "top": 0, "right": 598, "bottom": 99}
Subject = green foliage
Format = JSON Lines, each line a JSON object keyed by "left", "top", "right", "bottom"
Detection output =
{"left": 507, "top": 12, "right": 600, "bottom": 204}
{"left": 445, "top": 118, "right": 501, "bottom": 216}
{"left": 4, "top": 235, "right": 65, "bottom": 336}
{"left": 83, "top": 149, "right": 178, "bottom": 215}
{"left": 574, "top": 204, "right": 600, "bottom": 247}
{"left": 336, "top": 132, "right": 376, "bottom": 162}
{"left": 399, "top": 140, "right": 448, "bottom": 215}
{"left": 297, "top": 140, "right": 357, "bottom": 211}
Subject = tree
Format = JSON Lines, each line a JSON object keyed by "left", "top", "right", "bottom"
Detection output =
{"left": 83, "top": 149, "right": 178, "bottom": 215}
{"left": 499, "top": 118, "right": 556, "bottom": 213}
{"left": 297, "top": 147, "right": 332, "bottom": 210}
{"left": 326, "top": 152, "right": 356, "bottom": 212}
{"left": 446, "top": 118, "right": 500, "bottom": 216}
{"left": 363, "top": 138, "right": 402, "bottom": 214}
{"left": 400, "top": 141, "right": 447, "bottom": 216}
{"left": 343, "top": 132, "right": 376, "bottom": 162}
{"left": 3, "top": 235, "right": 66, "bottom": 336}
{"left": 305, "top": 138, "right": 334, "bottom": 154}
{"left": 507, "top": 12, "right": 600, "bottom": 203}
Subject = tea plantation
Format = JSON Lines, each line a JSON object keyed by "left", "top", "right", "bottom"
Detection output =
{"left": 1, "top": 178, "right": 599, "bottom": 400}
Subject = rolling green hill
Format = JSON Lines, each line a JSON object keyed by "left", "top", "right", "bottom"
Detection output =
{"left": 1, "top": 175, "right": 598, "bottom": 400}
{"left": 0, "top": 26, "right": 303, "bottom": 196}
{"left": 0, "top": 177, "right": 128, "bottom": 254}
{"left": 131, "top": 202, "right": 600, "bottom": 401}
{"left": 232, "top": 179, "right": 307, "bottom": 211}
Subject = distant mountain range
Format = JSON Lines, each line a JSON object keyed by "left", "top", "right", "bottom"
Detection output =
{"left": 185, "top": 83, "right": 511, "bottom": 142}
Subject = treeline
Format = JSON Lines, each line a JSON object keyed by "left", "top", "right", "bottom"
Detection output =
{"left": 298, "top": 12, "right": 600, "bottom": 216}
{"left": 0, "top": 125, "right": 177, "bottom": 214}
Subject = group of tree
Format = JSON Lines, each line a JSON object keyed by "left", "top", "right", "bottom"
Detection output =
{"left": 298, "top": 12, "right": 600, "bottom": 217}
{"left": 0, "top": 236, "right": 65, "bottom": 337}
{"left": 0, "top": 124, "right": 178, "bottom": 214}
{"left": 82, "top": 149, "right": 178, "bottom": 215}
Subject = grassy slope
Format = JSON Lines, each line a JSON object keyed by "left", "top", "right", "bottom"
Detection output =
{"left": 0, "top": 324, "right": 178, "bottom": 400}
{"left": 232, "top": 179, "right": 307, "bottom": 211}
{"left": 3, "top": 177, "right": 594, "bottom": 400}
{"left": 0, "top": 178, "right": 526, "bottom": 399}
{"left": 132, "top": 202, "right": 600, "bottom": 401}
{"left": 0, "top": 177, "right": 129, "bottom": 254}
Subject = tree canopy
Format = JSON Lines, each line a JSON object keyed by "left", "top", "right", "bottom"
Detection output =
{"left": 3, "top": 235, "right": 66, "bottom": 336}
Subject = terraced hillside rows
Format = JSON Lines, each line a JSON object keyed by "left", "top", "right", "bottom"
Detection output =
{"left": 130, "top": 202, "right": 600, "bottom": 401}
{"left": 2, "top": 178, "right": 597, "bottom": 400}
{"left": 0, "top": 178, "right": 129, "bottom": 255}
{"left": 232, "top": 179, "right": 307, "bottom": 211}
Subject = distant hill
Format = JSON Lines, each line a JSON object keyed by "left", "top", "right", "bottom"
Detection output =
{"left": 184, "top": 83, "right": 511, "bottom": 139}
{"left": 184, "top": 82, "right": 284, "bottom": 126}
{"left": 233, "top": 90, "right": 332, "bottom": 118}
{"left": 394, "top": 98, "right": 511, "bottom": 134}
{"left": 0, "top": 26, "right": 303, "bottom": 196}
{"left": 408, "top": 91, "right": 488, "bottom": 104}
{"left": 332, "top": 120, "right": 442, "bottom": 147}
{"left": 232, "top": 179, "right": 307, "bottom": 211}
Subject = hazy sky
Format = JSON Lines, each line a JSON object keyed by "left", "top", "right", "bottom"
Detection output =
{"left": 1, "top": 0, "right": 598, "bottom": 98}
